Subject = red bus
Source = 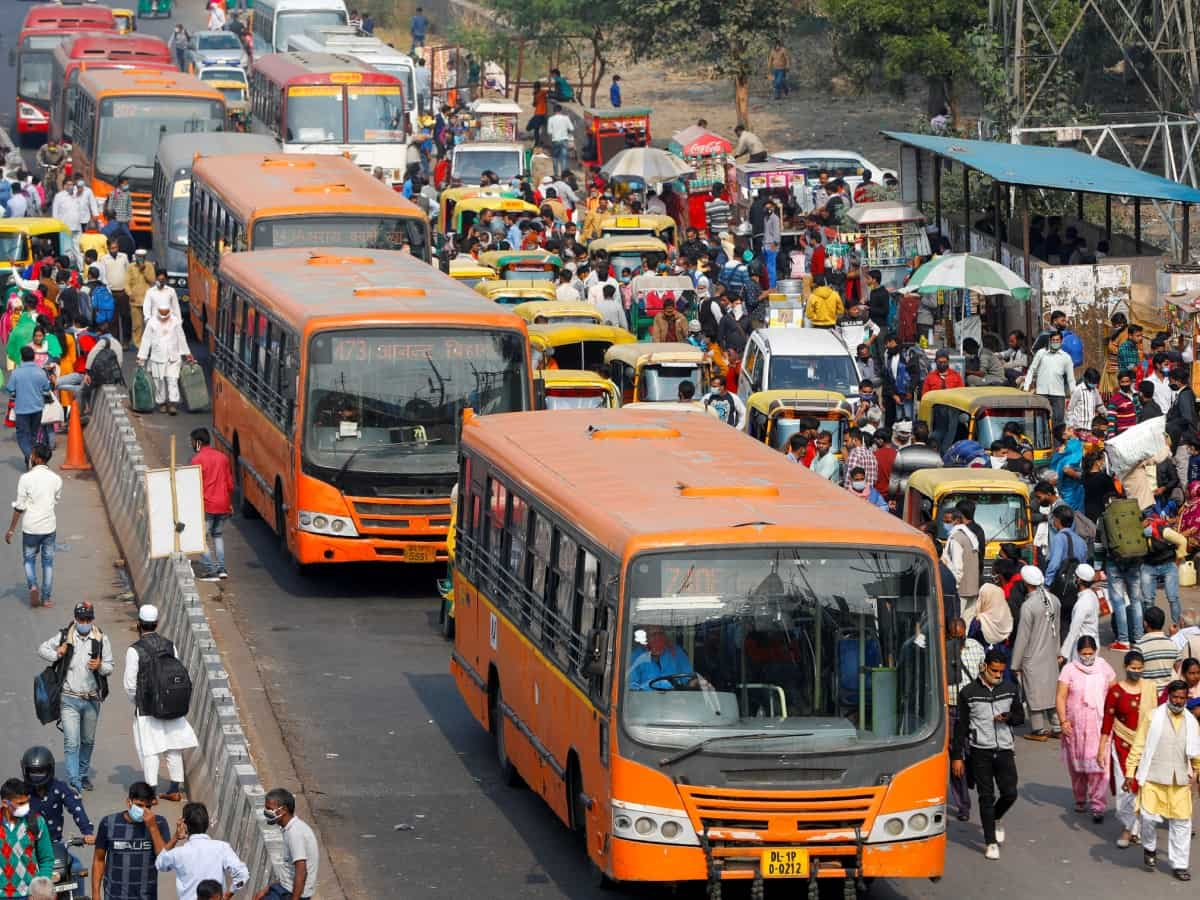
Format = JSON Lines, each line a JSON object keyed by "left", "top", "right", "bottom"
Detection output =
{"left": 50, "top": 34, "right": 175, "bottom": 144}
{"left": 14, "top": 4, "right": 116, "bottom": 142}
{"left": 249, "top": 52, "right": 407, "bottom": 185}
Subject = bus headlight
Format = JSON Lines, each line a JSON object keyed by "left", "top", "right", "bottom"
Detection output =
{"left": 297, "top": 510, "right": 359, "bottom": 537}
{"left": 18, "top": 103, "right": 45, "bottom": 121}
{"left": 866, "top": 804, "right": 945, "bottom": 844}
{"left": 610, "top": 799, "right": 699, "bottom": 846}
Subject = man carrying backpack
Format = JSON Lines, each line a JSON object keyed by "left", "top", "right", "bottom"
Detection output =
{"left": 122, "top": 604, "right": 196, "bottom": 802}
{"left": 35, "top": 602, "right": 113, "bottom": 793}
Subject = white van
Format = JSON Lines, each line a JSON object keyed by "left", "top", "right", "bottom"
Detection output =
{"left": 737, "top": 328, "right": 862, "bottom": 404}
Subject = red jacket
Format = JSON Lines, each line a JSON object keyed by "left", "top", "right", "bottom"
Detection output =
{"left": 921, "top": 369, "right": 964, "bottom": 397}
{"left": 192, "top": 445, "right": 234, "bottom": 515}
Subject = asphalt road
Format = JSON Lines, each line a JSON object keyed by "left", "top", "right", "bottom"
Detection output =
{"left": 5, "top": 5, "right": 1200, "bottom": 893}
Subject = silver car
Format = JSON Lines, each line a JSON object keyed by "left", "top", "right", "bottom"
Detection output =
{"left": 186, "top": 30, "right": 248, "bottom": 72}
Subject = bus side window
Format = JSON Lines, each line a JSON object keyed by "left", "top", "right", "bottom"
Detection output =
{"left": 241, "top": 305, "right": 256, "bottom": 371}
{"left": 527, "top": 513, "right": 553, "bottom": 641}
{"left": 484, "top": 478, "right": 506, "bottom": 571}
{"left": 505, "top": 492, "right": 527, "bottom": 584}
{"left": 552, "top": 532, "right": 578, "bottom": 665}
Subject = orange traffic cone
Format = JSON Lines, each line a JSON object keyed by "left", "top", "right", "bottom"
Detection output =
{"left": 60, "top": 399, "right": 91, "bottom": 471}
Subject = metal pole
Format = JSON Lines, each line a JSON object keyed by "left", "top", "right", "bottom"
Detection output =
{"left": 934, "top": 156, "right": 942, "bottom": 245}
{"left": 1076, "top": 191, "right": 1084, "bottom": 223}
{"left": 1105, "top": 195, "right": 1112, "bottom": 243}
{"left": 963, "top": 167, "right": 971, "bottom": 250}
{"left": 993, "top": 181, "right": 1003, "bottom": 261}
{"left": 1184, "top": 203, "right": 1191, "bottom": 264}
{"left": 1135, "top": 198, "right": 1143, "bottom": 254}
{"left": 1023, "top": 188, "right": 1033, "bottom": 343}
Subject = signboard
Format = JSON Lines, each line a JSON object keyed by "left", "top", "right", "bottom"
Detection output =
{"left": 145, "top": 465, "right": 206, "bottom": 558}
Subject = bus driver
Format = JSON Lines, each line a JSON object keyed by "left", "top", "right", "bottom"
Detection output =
{"left": 629, "top": 625, "right": 695, "bottom": 691}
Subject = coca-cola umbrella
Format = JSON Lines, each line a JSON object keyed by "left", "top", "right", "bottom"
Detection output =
{"left": 600, "top": 147, "right": 695, "bottom": 184}
{"left": 668, "top": 125, "right": 734, "bottom": 158}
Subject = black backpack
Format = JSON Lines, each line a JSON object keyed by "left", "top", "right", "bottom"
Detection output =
{"left": 90, "top": 339, "right": 123, "bottom": 387}
{"left": 133, "top": 634, "right": 192, "bottom": 720}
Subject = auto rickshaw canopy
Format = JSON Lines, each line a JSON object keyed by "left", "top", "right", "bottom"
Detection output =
{"left": 474, "top": 281, "right": 557, "bottom": 305}
{"left": 476, "top": 249, "right": 562, "bottom": 279}
{"left": 597, "top": 213, "right": 677, "bottom": 243}
{"left": 538, "top": 368, "right": 622, "bottom": 410}
{"left": 746, "top": 389, "right": 853, "bottom": 417}
{"left": 514, "top": 300, "right": 603, "bottom": 324}
{"left": 906, "top": 467, "right": 1030, "bottom": 500}
{"left": 917, "top": 386, "right": 1052, "bottom": 422}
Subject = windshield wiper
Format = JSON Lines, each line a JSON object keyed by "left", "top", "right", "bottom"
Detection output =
{"left": 659, "top": 731, "right": 814, "bottom": 767}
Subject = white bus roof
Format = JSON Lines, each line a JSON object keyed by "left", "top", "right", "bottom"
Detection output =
{"left": 255, "top": 0, "right": 348, "bottom": 14}
{"left": 469, "top": 99, "right": 522, "bottom": 115}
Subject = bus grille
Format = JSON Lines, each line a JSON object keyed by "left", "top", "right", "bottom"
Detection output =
{"left": 352, "top": 500, "right": 451, "bottom": 517}
{"left": 678, "top": 785, "right": 882, "bottom": 843}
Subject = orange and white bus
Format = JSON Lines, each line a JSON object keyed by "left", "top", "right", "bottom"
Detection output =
{"left": 212, "top": 248, "right": 534, "bottom": 567}
{"left": 49, "top": 34, "right": 175, "bottom": 143}
{"left": 187, "top": 153, "right": 431, "bottom": 345}
{"left": 451, "top": 409, "right": 946, "bottom": 892}
{"left": 71, "top": 69, "right": 225, "bottom": 232}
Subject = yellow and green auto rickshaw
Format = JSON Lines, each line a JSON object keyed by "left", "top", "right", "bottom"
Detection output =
{"left": 535, "top": 368, "right": 622, "bottom": 410}
{"left": 903, "top": 467, "right": 1033, "bottom": 568}
{"left": 603, "top": 342, "right": 710, "bottom": 405}
{"left": 587, "top": 235, "right": 669, "bottom": 282}
{"left": 918, "top": 387, "right": 1053, "bottom": 464}
{"left": 745, "top": 390, "right": 854, "bottom": 453}
{"left": 596, "top": 213, "right": 677, "bottom": 247}
{"left": 438, "top": 185, "right": 511, "bottom": 234}
{"left": 530, "top": 323, "right": 636, "bottom": 371}
{"left": 474, "top": 280, "right": 557, "bottom": 306}
{"left": 514, "top": 300, "right": 603, "bottom": 325}
{"left": 476, "top": 249, "right": 562, "bottom": 282}
{"left": 448, "top": 196, "right": 538, "bottom": 238}
{"left": 447, "top": 257, "right": 499, "bottom": 289}
{"left": 0, "top": 218, "right": 73, "bottom": 275}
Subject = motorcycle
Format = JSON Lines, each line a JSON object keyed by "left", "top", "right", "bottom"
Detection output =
{"left": 53, "top": 837, "right": 89, "bottom": 898}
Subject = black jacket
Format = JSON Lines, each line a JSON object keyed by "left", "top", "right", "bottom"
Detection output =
{"left": 1167, "top": 386, "right": 1197, "bottom": 443}
{"left": 867, "top": 285, "right": 891, "bottom": 329}
{"left": 951, "top": 677, "right": 1025, "bottom": 759}
{"left": 1139, "top": 398, "right": 1164, "bottom": 423}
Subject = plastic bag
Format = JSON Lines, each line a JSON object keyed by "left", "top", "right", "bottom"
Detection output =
{"left": 1105, "top": 415, "right": 1168, "bottom": 479}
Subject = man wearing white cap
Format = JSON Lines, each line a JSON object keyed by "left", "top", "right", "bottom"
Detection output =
{"left": 123, "top": 605, "right": 198, "bottom": 802}
{"left": 1060, "top": 563, "right": 1100, "bottom": 662}
{"left": 1010, "top": 564, "right": 1063, "bottom": 740}
{"left": 136, "top": 296, "right": 192, "bottom": 415}
{"left": 143, "top": 268, "right": 180, "bottom": 325}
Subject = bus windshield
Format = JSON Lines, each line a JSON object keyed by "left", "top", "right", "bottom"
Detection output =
{"left": 769, "top": 355, "right": 858, "bottom": 396}
{"left": 304, "top": 327, "right": 529, "bottom": 477}
{"left": 452, "top": 148, "right": 523, "bottom": 183}
{"left": 252, "top": 215, "right": 429, "bottom": 262}
{"left": 97, "top": 97, "right": 225, "bottom": 188}
{"left": 347, "top": 87, "right": 404, "bottom": 142}
{"left": 286, "top": 87, "right": 343, "bottom": 142}
{"left": 623, "top": 547, "right": 938, "bottom": 755}
{"left": 18, "top": 51, "right": 53, "bottom": 103}
{"left": 370, "top": 63, "right": 415, "bottom": 111}
{"left": 273, "top": 10, "right": 347, "bottom": 51}
{"left": 168, "top": 195, "right": 189, "bottom": 246}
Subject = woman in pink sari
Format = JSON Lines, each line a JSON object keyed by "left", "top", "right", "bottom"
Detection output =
{"left": 1056, "top": 635, "right": 1117, "bottom": 822}
{"left": 1176, "top": 482, "right": 1200, "bottom": 553}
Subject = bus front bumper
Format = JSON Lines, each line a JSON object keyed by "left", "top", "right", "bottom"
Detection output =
{"left": 607, "top": 832, "right": 946, "bottom": 883}
{"left": 293, "top": 528, "right": 447, "bottom": 565}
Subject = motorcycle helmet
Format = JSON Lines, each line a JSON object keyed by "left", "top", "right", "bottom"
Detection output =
{"left": 21, "top": 745, "right": 54, "bottom": 788}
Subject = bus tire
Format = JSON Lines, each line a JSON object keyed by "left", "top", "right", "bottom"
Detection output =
{"left": 489, "top": 684, "right": 521, "bottom": 787}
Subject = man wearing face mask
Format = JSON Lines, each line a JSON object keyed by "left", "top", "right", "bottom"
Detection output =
{"left": 0, "top": 778, "right": 54, "bottom": 898}
{"left": 1126, "top": 679, "right": 1200, "bottom": 880}
{"left": 1106, "top": 369, "right": 1141, "bottom": 436}
{"left": 93, "top": 782, "right": 170, "bottom": 900}
{"left": 36, "top": 601, "right": 114, "bottom": 793}
{"left": 951, "top": 649, "right": 1024, "bottom": 860}
{"left": 255, "top": 789, "right": 319, "bottom": 900}
{"left": 1023, "top": 330, "right": 1076, "bottom": 427}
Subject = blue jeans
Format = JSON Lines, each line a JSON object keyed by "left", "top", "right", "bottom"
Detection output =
{"left": 198, "top": 513, "right": 229, "bottom": 573}
{"left": 1141, "top": 560, "right": 1181, "bottom": 625}
{"left": 1107, "top": 560, "right": 1144, "bottom": 643}
{"left": 264, "top": 884, "right": 308, "bottom": 900}
{"left": 61, "top": 694, "right": 100, "bottom": 790}
{"left": 773, "top": 68, "right": 789, "bottom": 98}
{"left": 552, "top": 141, "right": 569, "bottom": 178}
{"left": 22, "top": 531, "right": 54, "bottom": 601}
{"left": 15, "top": 410, "right": 42, "bottom": 465}
{"left": 765, "top": 248, "right": 778, "bottom": 288}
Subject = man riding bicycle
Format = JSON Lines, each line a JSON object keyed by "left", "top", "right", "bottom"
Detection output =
{"left": 36, "top": 139, "right": 68, "bottom": 196}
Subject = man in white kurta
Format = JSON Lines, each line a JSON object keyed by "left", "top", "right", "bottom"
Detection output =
{"left": 123, "top": 604, "right": 198, "bottom": 802}
{"left": 1126, "top": 680, "right": 1200, "bottom": 879}
{"left": 1060, "top": 563, "right": 1101, "bottom": 662}
{"left": 136, "top": 301, "right": 191, "bottom": 413}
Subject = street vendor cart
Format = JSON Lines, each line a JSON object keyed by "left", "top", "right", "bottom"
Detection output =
{"left": 669, "top": 125, "right": 733, "bottom": 231}
{"left": 841, "top": 201, "right": 930, "bottom": 299}
{"left": 466, "top": 99, "right": 521, "bottom": 143}
{"left": 580, "top": 107, "right": 651, "bottom": 168}
{"left": 735, "top": 162, "right": 812, "bottom": 235}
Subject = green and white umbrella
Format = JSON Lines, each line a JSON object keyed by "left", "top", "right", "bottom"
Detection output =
{"left": 905, "top": 253, "right": 1032, "bottom": 301}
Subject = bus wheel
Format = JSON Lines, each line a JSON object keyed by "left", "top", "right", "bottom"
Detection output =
{"left": 489, "top": 684, "right": 521, "bottom": 787}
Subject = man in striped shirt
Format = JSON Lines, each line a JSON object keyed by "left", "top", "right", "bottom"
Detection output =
{"left": 703, "top": 184, "right": 731, "bottom": 235}
{"left": 1107, "top": 369, "right": 1140, "bottom": 436}
{"left": 1136, "top": 606, "right": 1179, "bottom": 688}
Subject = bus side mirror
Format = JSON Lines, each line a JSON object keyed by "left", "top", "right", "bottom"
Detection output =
{"left": 584, "top": 628, "right": 608, "bottom": 678}
{"left": 533, "top": 375, "right": 546, "bottom": 410}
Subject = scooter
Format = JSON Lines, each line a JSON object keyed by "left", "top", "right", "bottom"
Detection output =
{"left": 53, "top": 837, "right": 89, "bottom": 898}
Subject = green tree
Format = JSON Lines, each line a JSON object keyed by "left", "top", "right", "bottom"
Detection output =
{"left": 467, "top": 0, "right": 620, "bottom": 106}
{"left": 614, "top": 0, "right": 781, "bottom": 128}
{"left": 823, "top": 0, "right": 985, "bottom": 125}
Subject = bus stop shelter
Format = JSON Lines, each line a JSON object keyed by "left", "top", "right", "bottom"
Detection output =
{"left": 881, "top": 131, "right": 1200, "bottom": 266}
